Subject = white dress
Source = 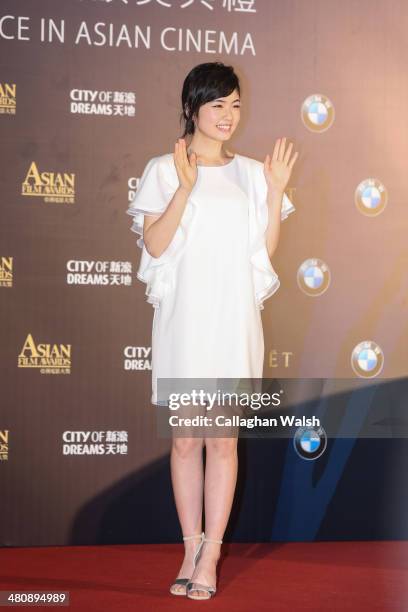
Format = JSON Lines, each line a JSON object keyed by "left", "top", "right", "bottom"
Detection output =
{"left": 127, "top": 152, "right": 295, "bottom": 406}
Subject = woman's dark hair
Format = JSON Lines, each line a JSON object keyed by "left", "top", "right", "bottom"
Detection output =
{"left": 179, "top": 62, "right": 240, "bottom": 138}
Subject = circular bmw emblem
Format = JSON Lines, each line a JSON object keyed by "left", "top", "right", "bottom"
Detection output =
{"left": 293, "top": 426, "right": 327, "bottom": 460}
{"left": 297, "top": 258, "right": 330, "bottom": 296}
{"left": 351, "top": 340, "right": 384, "bottom": 378}
{"left": 355, "top": 179, "right": 387, "bottom": 216}
{"left": 301, "top": 94, "right": 335, "bottom": 132}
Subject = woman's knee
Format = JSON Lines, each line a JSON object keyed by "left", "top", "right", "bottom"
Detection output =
{"left": 204, "top": 437, "right": 238, "bottom": 458}
{"left": 171, "top": 437, "right": 203, "bottom": 458}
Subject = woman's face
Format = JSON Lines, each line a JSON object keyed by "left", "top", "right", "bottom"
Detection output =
{"left": 194, "top": 88, "right": 240, "bottom": 141}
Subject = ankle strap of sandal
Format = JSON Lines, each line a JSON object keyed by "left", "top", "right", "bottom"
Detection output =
{"left": 183, "top": 532, "right": 204, "bottom": 541}
{"left": 203, "top": 536, "right": 223, "bottom": 544}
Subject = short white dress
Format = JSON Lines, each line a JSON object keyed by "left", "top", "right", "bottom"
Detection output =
{"left": 127, "top": 152, "right": 295, "bottom": 405}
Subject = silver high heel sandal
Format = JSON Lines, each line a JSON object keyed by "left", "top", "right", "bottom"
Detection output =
{"left": 169, "top": 532, "right": 205, "bottom": 596}
{"left": 186, "top": 535, "right": 223, "bottom": 600}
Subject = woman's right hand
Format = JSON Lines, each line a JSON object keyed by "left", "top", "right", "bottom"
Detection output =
{"left": 174, "top": 137, "right": 197, "bottom": 194}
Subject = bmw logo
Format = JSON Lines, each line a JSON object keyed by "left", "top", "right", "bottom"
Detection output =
{"left": 297, "top": 258, "right": 330, "bottom": 296}
{"left": 301, "top": 94, "right": 335, "bottom": 132}
{"left": 355, "top": 178, "right": 387, "bottom": 216}
{"left": 351, "top": 340, "right": 384, "bottom": 378}
{"left": 293, "top": 426, "right": 327, "bottom": 460}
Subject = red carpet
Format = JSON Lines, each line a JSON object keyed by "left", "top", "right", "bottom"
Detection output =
{"left": 1, "top": 541, "right": 407, "bottom": 610}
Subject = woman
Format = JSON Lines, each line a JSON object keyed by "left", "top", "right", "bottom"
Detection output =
{"left": 127, "top": 62, "right": 298, "bottom": 600}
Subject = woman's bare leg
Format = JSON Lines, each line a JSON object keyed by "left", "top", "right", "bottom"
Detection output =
{"left": 188, "top": 405, "right": 239, "bottom": 598}
{"left": 169, "top": 401, "right": 206, "bottom": 594}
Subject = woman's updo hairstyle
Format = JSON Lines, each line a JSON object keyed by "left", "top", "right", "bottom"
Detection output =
{"left": 179, "top": 62, "right": 240, "bottom": 138}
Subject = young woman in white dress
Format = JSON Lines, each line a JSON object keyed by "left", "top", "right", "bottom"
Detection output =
{"left": 127, "top": 62, "right": 298, "bottom": 600}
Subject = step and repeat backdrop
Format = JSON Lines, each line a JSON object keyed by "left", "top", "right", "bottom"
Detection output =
{"left": 1, "top": 0, "right": 407, "bottom": 546}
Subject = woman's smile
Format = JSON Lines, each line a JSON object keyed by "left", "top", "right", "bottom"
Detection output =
{"left": 216, "top": 123, "right": 232, "bottom": 133}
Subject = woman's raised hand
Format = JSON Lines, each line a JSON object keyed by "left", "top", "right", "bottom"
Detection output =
{"left": 174, "top": 138, "right": 197, "bottom": 194}
{"left": 263, "top": 137, "right": 299, "bottom": 194}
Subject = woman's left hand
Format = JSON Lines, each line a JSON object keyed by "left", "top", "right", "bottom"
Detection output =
{"left": 263, "top": 137, "right": 299, "bottom": 194}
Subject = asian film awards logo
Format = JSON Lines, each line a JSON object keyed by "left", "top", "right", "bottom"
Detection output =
{"left": 18, "top": 333, "right": 71, "bottom": 374}
{"left": 0, "top": 82, "right": 16, "bottom": 114}
{"left": 0, "top": 257, "right": 13, "bottom": 287}
{"left": 21, "top": 162, "right": 75, "bottom": 204}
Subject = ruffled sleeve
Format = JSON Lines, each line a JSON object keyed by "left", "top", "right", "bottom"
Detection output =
{"left": 126, "top": 156, "right": 176, "bottom": 246}
{"left": 246, "top": 158, "right": 296, "bottom": 310}
{"left": 126, "top": 154, "right": 196, "bottom": 309}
